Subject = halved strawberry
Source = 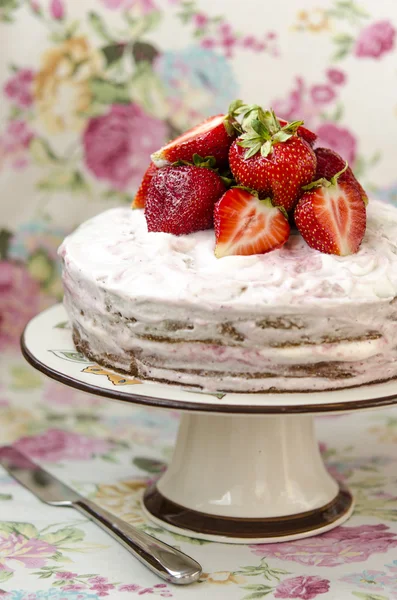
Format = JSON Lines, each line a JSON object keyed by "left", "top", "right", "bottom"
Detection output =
{"left": 278, "top": 118, "right": 317, "bottom": 147}
{"left": 294, "top": 166, "right": 366, "bottom": 256}
{"left": 132, "top": 162, "right": 158, "bottom": 209}
{"left": 151, "top": 114, "right": 237, "bottom": 168}
{"left": 315, "top": 147, "right": 368, "bottom": 205}
{"left": 214, "top": 188, "right": 290, "bottom": 258}
{"left": 145, "top": 164, "right": 225, "bottom": 235}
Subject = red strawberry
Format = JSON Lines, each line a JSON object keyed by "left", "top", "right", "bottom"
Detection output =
{"left": 145, "top": 165, "right": 225, "bottom": 235}
{"left": 214, "top": 188, "right": 290, "bottom": 258}
{"left": 294, "top": 167, "right": 366, "bottom": 256}
{"left": 151, "top": 114, "right": 237, "bottom": 168}
{"left": 229, "top": 136, "right": 316, "bottom": 213}
{"left": 132, "top": 162, "right": 158, "bottom": 209}
{"left": 278, "top": 118, "right": 317, "bottom": 147}
{"left": 315, "top": 147, "right": 368, "bottom": 205}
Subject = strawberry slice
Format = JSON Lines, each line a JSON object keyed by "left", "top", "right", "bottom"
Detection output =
{"left": 277, "top": 117, "right": 317, "bottom": 147}
{"left": 132, "top": 162, "right": 158, "bottom": 209}
{"left": 214, "top": 188, "right": 290, "bottom": 258}
{"left": 315, "top": 147, "right": 368, "bottom": 205}
{"left": 294, "top": 166, "right": 366, "bottom": 256}
{"left": 151, "top": 114, "right": 237, "bottom": 168}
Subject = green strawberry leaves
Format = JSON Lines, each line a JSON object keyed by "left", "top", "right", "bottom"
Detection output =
{"left": 228, "top": 99, "right": 305, "bottom": 159}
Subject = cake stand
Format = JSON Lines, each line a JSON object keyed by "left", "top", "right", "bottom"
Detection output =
{"left": 21, "top": 304, "right": 397, "bottom": 545}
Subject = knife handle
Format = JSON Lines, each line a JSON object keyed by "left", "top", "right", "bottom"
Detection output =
{"left": 73, "top": 498, "right": 202, "bottom": 585}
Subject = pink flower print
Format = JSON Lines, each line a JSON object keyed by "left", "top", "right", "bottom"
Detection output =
{"left": 83, "top": 103, "right": 166, "bottom": 191}
{"left": 4, "top": 69, "right": 34, "bottom": 109}
{"left": 251, "top": 524, "right": 397, "bottom": 567}
{"left": 14, "top": 428, "right": 112, "bottom": 462}
{"left": 355, "top": 20, "right": 396, "bottom": 59}
{"left": 101, "top": 0, "right": 157, "bottom": 11}
{"left": 326, "top": 68, "right": 346, "bottom": 86}
{"left": 316, "top": 122, "right": 357, "bottom": 165}
{"left": 193, "top": 13, "right": 208, "bottom": 28}
{"left": 119, "top": 584, "right": 141, "bottom": 592}
{"left": 0, "top": 120, "right": 34, "bottom": 170}
{"left": 0, "top": 533, "right": 56, "bottom": 571}
{"left": 55, "top": 571, "right": 78, "bottom": 579}
{"left": 310, "top": 84, "right": 336, "bottom": 105}
{"left": 0, "top": 261, "right": 50, "bottom": 351}
{"left": 273, "top": 77, "right": 316, "bottom": 129}
{"left": 49, "top": 0, "right": 64, "bottom": 19}
{"left": 274, "top": 575, "right": 330, "bottom": 599}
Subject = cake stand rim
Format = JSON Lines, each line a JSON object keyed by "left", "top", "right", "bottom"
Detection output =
{"left": 21, "top": 304, "right": 397, "bottom": 415}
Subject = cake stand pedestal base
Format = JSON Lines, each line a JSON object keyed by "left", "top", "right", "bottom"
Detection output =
{"left": 143, "top": 413, "right": 354, "bottom": 544}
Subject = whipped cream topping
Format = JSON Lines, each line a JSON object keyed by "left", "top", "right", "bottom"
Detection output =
{"left": 60, "top": 200, "right": 397, "bottom": 310}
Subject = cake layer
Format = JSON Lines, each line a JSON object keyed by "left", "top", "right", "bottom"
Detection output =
{"left": 59, "top": 201, "right": 397, "bottom": 392}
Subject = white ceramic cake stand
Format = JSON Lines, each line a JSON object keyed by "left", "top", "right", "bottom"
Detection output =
{"left": 21, "top": 304, "right": 397, "bottom": 544}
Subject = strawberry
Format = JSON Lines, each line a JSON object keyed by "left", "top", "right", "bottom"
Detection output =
{"left": 132, "top": 162, "right": 158, "bottom": 209}
{"left": 229, "top": 134, "right": 316, "bottom": 213}
{"left": 294, "top": 165, "right": 366, "bottom": 256}
{"left": 151, "top": 114, "right": 237, "bottom": 168}
{"left": 277, "top": 118, "right": 317, "bottom": 147}
{"left": 214, "top": 188, "right": 290, "bottom": 258}
{"left": 315, "top": 147, "right": 368, "bottom": 205}
{"left": 145, "top": 163, "right": 225, "bottom": 235}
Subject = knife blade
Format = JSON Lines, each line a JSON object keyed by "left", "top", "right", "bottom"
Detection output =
{"left": 0, "top": 446, "right": 202, "bottom": 585}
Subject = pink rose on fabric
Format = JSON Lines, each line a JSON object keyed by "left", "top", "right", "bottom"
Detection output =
{"left": 83, "top": 103, "right": 166, "bottom": 190}
{"left": 14, "top": 428, "right": 112, "bottom": 462}
{"left": 310, "top": 84, "right": 336, "bottom": 105}
{"left": 316, "top": 122, "right": 357, "bottom": 165}
{"left": 326, "top": 68, "right": 346, "bottom": 86}
{"left": 250, "top": 525, "right": 397, "bottom": 567}
{"left": 0, "top": 261, "right": 50, "bottom": 351}
{"left": 49, "top": 0, "right": 65, "bottom": 19}
{"left": 0, "top": 533, "right": 56, "bottom": 571}
{"left": 355, "top": 20, "right": 396, "bottom": 59}
{"left": 274, "top": 575, "right": 330, "bottom": 599}
{"left": 4, "top": 69, "right": 34, "bottom": 108}
{"left": 0, "top": 120, "right": 34, "bottom": 170}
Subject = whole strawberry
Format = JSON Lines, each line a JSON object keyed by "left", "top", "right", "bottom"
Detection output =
{"left": 229, "top": 109, "right": 316, "bottom": 212}
{"left": 145, "top": 162, "right": 225, "bottom": 235}
{"left": 315, "top": 147, "right": 368, "bottom": 205}
{"left": 294, "top": 164, "right": 366, "bottom": 256}
{"left": 151, "top": 113, "right": 238, "bottom": 168}
{"left": 132, "top": 162, "right": 158, "bottom": 209}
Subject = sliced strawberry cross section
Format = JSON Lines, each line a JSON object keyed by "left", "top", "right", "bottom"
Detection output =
{"left": 214, "top": 188, "right": 290, "bottom": 258}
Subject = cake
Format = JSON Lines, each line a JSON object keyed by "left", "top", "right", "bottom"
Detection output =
{"left": 59, "top": 199, "right": 397, "bottom": 393}
{"left": 59, "top": 101, "right": 397, "bottom": 393}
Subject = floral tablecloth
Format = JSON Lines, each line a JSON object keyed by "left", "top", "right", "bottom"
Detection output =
{"left": 2, "top": 352, "right": 397, "bottom": 600}
{"left": 2, "top": 0, "right": 397, "bottom": 598}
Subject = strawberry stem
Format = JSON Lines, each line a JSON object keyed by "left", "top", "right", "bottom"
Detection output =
{"left": 330, "top": 161, "right": 349, "bottom": 185}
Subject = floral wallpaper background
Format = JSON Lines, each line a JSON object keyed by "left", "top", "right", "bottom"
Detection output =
{"left": 2, "top": 1, "right": 397, "bottom": 599}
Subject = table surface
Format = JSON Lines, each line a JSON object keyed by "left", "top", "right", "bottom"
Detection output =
{"left": 2, "top": 349, "right": 397, "bottom": 600}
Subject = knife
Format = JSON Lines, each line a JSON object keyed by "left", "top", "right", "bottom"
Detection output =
{"left": 0, "top": 446, "right": 202, "bottom": 585}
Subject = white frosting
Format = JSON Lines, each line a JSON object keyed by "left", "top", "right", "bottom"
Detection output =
{"left": 59, "top": 200, "right": 397, "bottom": 392}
